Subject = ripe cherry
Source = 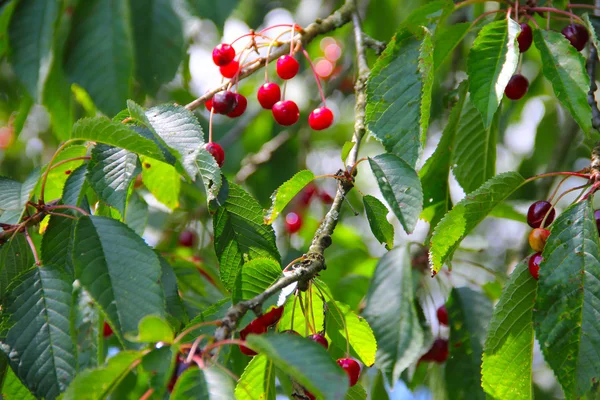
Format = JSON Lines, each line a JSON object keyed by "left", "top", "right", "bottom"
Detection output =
{"left": 227, "top": 93, "right": 247, "bottom": 118}
{"left": 103, "top": 322, "right": 113, "bottom": 338}
{"left": 308, "top": 333, "right": 329, "bottom": 349}
{"left": 276, "top": 55, "right": 300, "bottom": 80}
{"left": 285, "top": 212, "right": 302, "bottom": 233}
{"left": 240, "top": 319, "right": 268, "bottom": 356}
{"left": 257, "top": 83, "right": 281, "bottom": 109}
{"left": 272, "top": 100, "right": 300, "bottom": 126}
{"left": 205, "top": 98, "right": 213, "bottom": 112}
{"left": 528, "top": 252, "right": 543, "bottom": 280}
{"left": 505, "top": 74, "right": 529, "bottom": 100}
{"left": 319, "top": 192, "right": 333, "bottom": 204}
{"left": 562, "top": 23, "right": 589, "bottom": 51}
{"left": 528, "top": 228, "right": 550, "bottom": 253}
{"left": 255, "top": 305, "right": 284, "bottom": 328}
{"left": 211, "top": 90, "right": 237, "bottom": 114}
{"left": 594, "top": 210, "right": 600, "bottom": 234}
{"left": 308, "top": 107, "right": 334, "bottom": 130}
{"left": 420, "top": 338, "right": 449, "bottom": 363}
{"left": 299, "top": 184, "right": 318, "bottom": 206}
{"left": 205, "top": 142, "right": 225, "bottom": 167}
{"left": 212, "top": 43, "right": 235, "bottom": 66}
{"left": 436, "top": 305, "right": 448, "bottom": 326}
{"left": 305, "top": 390, "right": 316, "bottom": 400}
{"left": 518, "top": 23, "right": 533, "bottom": 53}
{"left": 178, "top": 230, "right": 197, "bottom": 247}
{"left": 527, "top": 200, "right": 555, "bottom": 228}
{"left": 336, "top": 358, "right": 360, "bottom": 386}
{"left": 219, "top": 60, "right": 240, "bottom": 79}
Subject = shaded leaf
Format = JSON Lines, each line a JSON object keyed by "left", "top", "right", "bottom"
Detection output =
{"left": 363, "top": 195, "right": 394, "bottom": 249}
{"left": 196, "top": 148, "right": 222, "bottom": 203}
{"left": 233, "top": 258, "right": 281, "bottom": 304}
{"left": 171, "top": 366, "right": 236, "bottom": 400}
{"left": 264, "top": 170, "right": 315, "bottom": 224}
{"left": 125, "top": 191, "right": 148, "bottom": 236}
{"left": 184, "top": 0, "right": 238, "bottom": 30}
{"left": 433, "top": 22, "right": 470, "bottom": 70}
{"left": 235, "top": 354, "right": 276, "bottom": 400}
{"left": 0, "top": 235, "right": 33, "bottom": 298}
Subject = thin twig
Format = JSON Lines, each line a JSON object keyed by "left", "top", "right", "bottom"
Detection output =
{"left": 23, "top": 229, "right": 40, "bottom": 266}
{"left": 234, "top": 132, "right": 292, "bottom": 183}
{"left": 362, "top": 32, "right": 386, "bottom": 55}
{"left": 45, "top": 204, "right": 90, "bottom": 216}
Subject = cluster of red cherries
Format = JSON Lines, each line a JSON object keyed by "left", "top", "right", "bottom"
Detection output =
{"left": 284, "top": 183, "right": 334, "bottom": 234}
{"left": 505, "top": 22, "right": 589, "bottom": 100}
{"left": 419, "top": 305, "right": 450, "bottom": 364}
{"left": 203, "top": 25, "right": 336, "bottom": 169}
{"left": 237, "top": 304, "right": 361, "bottom": 395}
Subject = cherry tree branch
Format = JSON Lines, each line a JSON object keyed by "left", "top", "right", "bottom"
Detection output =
{"left": 213, "top": 3, "right": 370, "bottom": 342}
{"left": 184, "top": 0, "right": 356, "bottom": 112}
{"left": 234, "top": 131, "right": 292, "bottom": 183}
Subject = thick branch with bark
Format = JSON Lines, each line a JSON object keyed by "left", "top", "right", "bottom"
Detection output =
{"left": 212, "top": 4, "right": 371, "bottom": 342}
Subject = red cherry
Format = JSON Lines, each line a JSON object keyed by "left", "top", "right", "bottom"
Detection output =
{"left": 285, "top": 212, "right": 302, "bottom": 233}
{"left": 205, "top": 98, "right": 213, "bottom": 111}
{"left": 594, "top": 210, "right": 600, "bottom": 234}
{"left": 299, "top": 184, "right": 318, "bottom": 206}
{"left": 308, "top": 333, "right": 329, "bottom": 349}
{"left": 211, "top": 91, "right": 237, "bottom": 114}
{"left": 239, "top": 319, "right": 268, "bottom": 356}
{"left": 276, "top": 55, "right": 300, "bottom": 80}
{"left": 420, "top": 338, "right": 449, "bottom": 363}
{"left": 562, "top": 23, "right": 589, "bottom": 51}
{"left": 529, "top": 228, "right": 550, "bottom": 253}
{"left": 319, "top": 192, "right": 333, "bottom": 204}
{"left": 257, "top": 83, "right": 281, "bottom": 109}
{"left": 227, "top": 93, "right": 247, "bottom": 118}
{"left": 212, "top": 43, "right": 235, "bottom": 66}
{"left": 504, "top": 74, "right": 529, "bottom": 100}
{"left": 103, "top": 322, "right": 113, "bottom": 338}
{"left": 178, "top": 230, "right": 197, "bottom": 247}
{"left": 336, "top": 358, "right": 360, "bottom": 386}
{"left": 436, "top": 305, "right": 448, "bottom": 326}
{"left": 528, "top": 252, "right": 543, "bottom": 280}
{"left": 219, "top": 60, "right": 240, "bottom": 79}
{"left": 272, "top": 100, "right": 299, "bottom": 126}
{"left": 527, "top": 200, "right": 555, "bottom": 228}
{"left": 255, "top": 305, "right": 284, "bottom": 328}
{"left": 308, "top": 107, "right": 334, "bottom": 130}
{"left": 205, "top": 142, "right": 225, "bottom": 167}
{"left": 305, "top": 390, "right": 316, "bottom": 400}
{"left": 518, "top": 23, "right": 533, "bottom": 53}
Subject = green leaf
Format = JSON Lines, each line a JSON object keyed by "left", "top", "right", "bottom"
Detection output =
{"left": 63, "top": 351, "right": 143, "bottom": 400}
{"left": 61, "top": 165, "right": 89, "bottom": 207}
{"left": 213, "top": 180, "right": 280, "bottom": 291}
{"left": 0, "top": 234, "right": 34, "bottom": 298}
{"left": 1, "top": 265, "right": 77, "bottom": 399}
{"left": 158, "top": 255, "right": 187, "bottom": 327}
{"left": 126, "top": 315, "right": 174, "bottom": 344}
{"left": 73, "top": 216, "right": 165, "bottom": 337}
{"left": 39, "top": 144, "right": 87, "bottom": 202}
{"left": 0, "top": 169, "right": 40, "bottom": 215}
{"left": 533, "top": 29, "right": 592, "bottom": 135}
{"left": 341, "top": 141, "right": 355, "bottom": 163}
{"left": 488, "top": 202, "right": 526, "bottom": 222}
{"left": 482, "top": 259, "right": 536, "bottom": 400}
{"left": 88, "top": 144, "right": 140, "bottom": 215}
{"left": 467, "top": 18, "right": 520, "bottom": 127}
{"left": 326, "top": 300, "right": 377, "bottom": 367}
{"left": 363, "top": 246, "right": 423, "bottom": 385}
{"left": 233, "top": 258, "right": 281, "bottom": 304}
{"left": 279, "top": 290, "right": 325, "bottom": 336}
{"left": 363, "top": 195, "right": 394, "bottom": 249}
{"left": 171, "top": 366, "right": 236, "bottom": 400}
{"left": 346, "top": 384, "right": 367, "bottom": 400}
{"left": 245, "top": 333, "right": 348, "bottom": 399}
{"left": 70, "top": 117, "right": 168, "bottom": 161}
{"left": 140, "top": 346, "right": 176, "bottom": 398}
{"left": 184, "top": 0, "right": 238, "bottom": 30}
{"left": 445, "top": 287, "right": 492, "bottom": 400}
{"left": 65, "top": 0, "right": 133, "bottom": 116}
{"left": 43, "top": 50, "right": 73, "bottom": 141}
{"left": 2, "top": 366, "right": 36, "bottom": 400}
{"left": 131, "top": 0, "right": 184, "bottom": 95}
{"left": 264, "top": 170, "right": 315, "bottom": 224}
{"left": 8, "top": 0, "right": 59, "bottom": 100}
{"left": 235, "top": 354, "right": 276, "bottom": 400}
{"left": 141, "top": 156, "right": 181, "bottom": 210}
{"left": 365, "top": 27, "right": 434, "bottom": 167}
{"left": 429, "top": 172, "right": 525, "bottom": 274}
{"left": 534, "top": 200, "right": 600, "bottom": 397}
{"left": 125, "top": 191, "right": 148, "bottom": 236}
{"left": 452, "top": 96, "right": 498, "bottom": 194}
{"left": 128, "top": 101, "right": 205, "bottom": 179}
{"left": 368, "top": 154, "right": 423, "bottom": 234}
{"left": 196, "top": 148, "right": 222, "bottom": 203}
{"left": 584, "top": 13, "right": 600, "bottom": 53}
{"left": 433, "top": 22, "right": 470, "bottom": 70}
{"left": 0, "top": 1, "right": 17, "bottom": 58}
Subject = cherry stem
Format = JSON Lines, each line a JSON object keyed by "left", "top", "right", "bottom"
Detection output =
{"left": 140, "top": 389, "right": 154, "bottom": 400}
{"left": 230, "top": 31, "right": 273, "bottom": 46}
{"left": 290, "top": 24, "right": 296, "bottom": 56}
{"left": 174, "top": 320, "right": 221, "bottom": 343}
{"left": 528, "top": 7, "right": 584, "bottom": 23}
{"left": 524, "top": 13, "right": 540, "bottom": 29}
{"left": 297, "top": 292, "right": 314, "bottom": 336}
{"left": 45, "top": 204, "right": 90, "bottom": 216}
{"left": 47, "top": 211, "right": 78, "bottom": 221}
{"left": 283, "top": 255, "right": 306, "bottom": 273}
{"left": 547, "top": 175, "right": 571, "bottom": 203}
{"left": 202, "top": 339, "right": 246, "bottom": 354}
{"left": 39, "top": 139, "right": 79, "bottom": 204}
{"left": 49, "top": 156, "right": 91, "bottom": 171}
{"left": 471, "top": 10, "right": 508, "bottom": 27}
{"left": 309, "top": 283, "right": 318, "bottom": 334}
{"left": 208, "top": 108, "right": 215, "bottom": 143}
{"left": 455, "top": 0, "right": 512, "bottom": 9}
{"left": 524, "top": 171, "right": 591, "bottom": 184}
{"left": 314, "top": 281, "right": 350, "bottom": 356}
{"left": 186, "top": 335, "right": 206, "bottom": 364}
{"left": 580, "top": 182, "right": 600, "bottom": 202}
{"left": 259, "top": 24, "right": 304, "bottom": 34}
{"left": 567, "top": 3, "right": 600, "bottom": 11}
{"left": 290, "top": 290, "right": 298, "bottom": 332}
{"left": 265, "top": 29, "right": 294, "bottom": 82}
{"left": 23, "top": 229, "right": 40, "bottom": 266}
{"left": 543, "top": 183, "right": 590, "bottom": 226}
{"left": 301, "top": 48, "right": 327, "bottom": 105}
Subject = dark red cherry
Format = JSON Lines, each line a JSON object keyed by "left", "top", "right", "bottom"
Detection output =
{"left": 594, "top": 210, "right": 600, "bottom": 234}
{"left": 257, "top": 83, "right": 281, "bottom": 109}
{"left": 518, "top": 23, "right": 533, "bottom": 53}
{"left": 227, "top": 93, "right": 247, "bottom": 118}
{"left": 103, "top": 322, "right": 113, "bottom": 338}
{"left": 276, "top": 55, "right": 300, "bottom": 80}
{"left": 219, "top": 60, "right": 240, "bottom": 79}
{"left": 211, "top": 90, "right": 237, "bottom": 114}
{"left": 436, "top": 305, "right": 448, "bottom": 326}
{"left": 529, "top": 228, "right": 550, "bottom": 253}
{"left": 205, "top": 98, "right": 213, "bottom": 112}
{"left": 308, "top": 333, "right": 329, "bottom": 349}
{"left": 205, "top": 142, "right": 225, "bottom": 167}
{"left": 255, "top": 306, "right": 284, "bottom": 328}
{"left": 562, "top": 23, "right": 589, "bottom": 51}
{"left": 239, "top": 319, "right": 268, "bottom": 357}
{"left": 285, "top": 212, "right": 302, "bottom": 233}
{"left": 420, "top": 338, "right": 449, "bottom": 363}
{"left": 319, "top": 191, "right": 333, "bottom": 204}
{"left": 308, "top": 107, "right": 334, "bottom": 130}
{"left": 505, "top": 74, "right": 529, "bottom": 100}
{"left": 527, "top": 200, "right": 555, "bottom": 228}
{"left": 272, "top": 100, "right": 299, "bottom": 126}
{"left": 528, "top": 252, "right": 543, "bottom": 280}
{"left": 212, "top": 43, "right": 235, "bottom": 66}
{"left": 336, "top": 358, "right": 360, "bottom": 386}
{"left": 178, "top": 230, "right": 197, "bottom": 247}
